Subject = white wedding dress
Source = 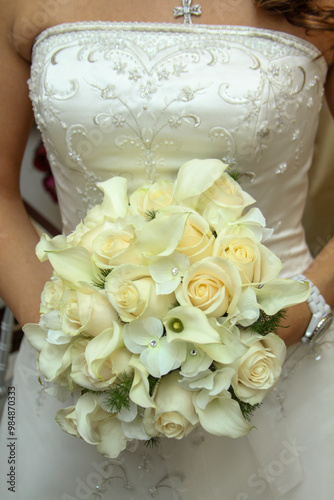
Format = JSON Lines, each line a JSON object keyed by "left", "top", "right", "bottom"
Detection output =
{"left": 1, "top": 21, "right": 334, "bottom": 500}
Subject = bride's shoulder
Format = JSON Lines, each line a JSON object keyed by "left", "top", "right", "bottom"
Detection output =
{"left": 2, "top": 0, "right": 73, "bottom": 62}
{"left": 1, "top": 0, "right": 43, "bottom": 62}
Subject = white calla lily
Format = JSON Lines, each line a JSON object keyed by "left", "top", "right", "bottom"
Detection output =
{"left": 55, "top": 406, "right": 80, "bottom": 438}
{"left": 164, "top": 306, "right": 221, "bottom": 345}
{"left": 194, "top": 390, "right": 251, "bottom": 438}
{"left": 44, "top": 246, "right": 100, "bottom": 287}
{"left": 199, "top": 319, "right": 249, "bottom": 364}
{"left": 36, "top": 233, "right": 71, "bottom": 262}
{"left": 97, "top": 177, "right": 129, "bottom": 219}
{"left": 173, "top": 158, "right": 228, "bottom": 204}
{"left": 23, "top": 323, "right": 47, "bottom": 352}
{"left": 129, "top": 355, "right": 156, "bottom": 409}
{"left": 254, "top": 278, "right": 310, "bottom": 314}
{"left": 136, "top": 211, "right": 190, "bottom": 259}
{"left": 229, "top": 207, "right": 273, "bottom": 242}
{"left": 38, "top": 340, "right": 72, "bottom": 382}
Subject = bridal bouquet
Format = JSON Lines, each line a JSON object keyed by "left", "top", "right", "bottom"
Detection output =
{"left": 24, "top": 159, "right": 309, "bottom": 458}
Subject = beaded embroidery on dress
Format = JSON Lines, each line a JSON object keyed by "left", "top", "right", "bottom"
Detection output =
{"left": 1, "top": 22, "right": 334, "bottom": 500}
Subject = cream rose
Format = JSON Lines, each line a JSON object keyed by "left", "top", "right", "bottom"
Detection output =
{"left": 143, "top": 371, "right": 199, "bottom": 439}
{"left": 40, "top": 277, "right": 64, "bottom": 313}
{"left": 92, "top": 222, "right": 141, "bottom": 268}
{"left": 213, "top": 231, "right": 282, "bottom": 284}
{"left": 176, "top": 211, "right": 215, "bottom": 263}
{"left": 74, "top": 392, "right": 128, "bottom": 458}
{"left": 70, "top": 325, "right": 132, "bottom": 391}
{"left": 55, "top": 406, "right": 80, "bottom": 438}
{"left": 231, "top": 331, "right": 286, "bottom": 404}
{"left": 130, "top": 180, "right": 174, "bottom": 216}
{"left": 198, "top": 173, "right": 255, "bottom": 227}
{"left": 105, "top": 264, "right": 174, "bottom": 322}
{"left": 61, "top": 288, "right": 118, "bottom": 337}
{"left": 175, "top": 257, "right": 242, "bottom": 317}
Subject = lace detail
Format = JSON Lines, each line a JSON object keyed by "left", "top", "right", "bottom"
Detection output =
{"left": 60, "top": 444, "right": 186, "bottom": 500}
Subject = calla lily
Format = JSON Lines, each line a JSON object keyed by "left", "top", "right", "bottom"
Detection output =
{"left": 149, "top": 252, "right": 190, "bottom": 294}
{"left": 38, "top": 340, "right": 72, "bottom": 382}
{"left": 96, "top": 177, "right": 129, "bottom": 219}
{"left": 44, "top": 246, "right": 100, "bottom": 287}
{"left": 23, "top": 323, "right": 47, "bottom": 352}
{"left": 194, "top": 390, "right": 252, "bottom": 438}
{"left": 55, "top": 406, "right": 80, "bottom": 438}
{"left": 254, "top": 278, "right": 310, "bottom": 314}
{"left": 164, "top": 306, "right": 221, "bottom": 345}
{"left": 36, "top": 233, "right": 71, "bottom": 262}
{"left": 229, "top": 207, "right": 273, "bottom": 242}
{"left": 129, "top": 355, "right": 156, "bottom": 409}
{"left": 136, "top": 211, "right": 190, "bottom": 259}
{"left": 233, "top": 287, "right": 260, "bottom": 327}
{"left": 173, "top": 158, "right": 228, "bottom": 204}
{"left": 199, "top": 319, "right": 249, "bottom": 364}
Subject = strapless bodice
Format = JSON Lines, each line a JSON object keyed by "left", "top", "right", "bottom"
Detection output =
{"left": 28, "top": 21, "right": 327, "bottom": 276}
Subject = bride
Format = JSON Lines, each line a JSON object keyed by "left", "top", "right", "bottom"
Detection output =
{"left": 1, "top": 0, "right": 334, "bottom": 498}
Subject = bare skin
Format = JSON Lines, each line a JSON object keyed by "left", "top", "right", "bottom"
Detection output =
{"left": 1, "top": 0, "right": 334, "bottom": 345}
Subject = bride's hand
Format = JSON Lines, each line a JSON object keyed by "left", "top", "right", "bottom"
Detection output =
{"left": 276, "top": 301, "right": 312, "bottom": 347}
{"left": 278, "top": 237, "right": 334, "bottom": 347}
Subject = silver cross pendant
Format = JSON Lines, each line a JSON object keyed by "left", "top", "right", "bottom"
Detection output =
{"left": 174, "top": 0, "right": 202, "bottom": 25}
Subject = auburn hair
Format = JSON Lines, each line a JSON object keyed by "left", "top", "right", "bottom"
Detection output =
{"left": 255, "top": 0, "right": 334, "bottom": 32}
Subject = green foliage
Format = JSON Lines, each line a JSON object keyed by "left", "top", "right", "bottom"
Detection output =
{"left": 92, "top": 268, "right": 112, "bottom": 289}
{"left": 144, "top": 436, "right": 161, "bottom": 448}
{"left": 145, "top": 209, "right": 158, "bottom": 221}
{"left": 148, "top": 375, "right": 160, "bottom": 396}
{"left": 103, "top": 373, "right": 134, "bottom": 413}
{"left": 229, "top": 386, "right": 261, "bottom": 422}
{"left": 227, "top": 169, "right": 242, "bottom": 184}
{"left": 250, "top": 309, "right": 287, "bottom": 336}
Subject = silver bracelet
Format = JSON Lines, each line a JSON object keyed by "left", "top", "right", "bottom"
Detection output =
{"left": 293, "top": 274, "right": 333, "bottom": 346}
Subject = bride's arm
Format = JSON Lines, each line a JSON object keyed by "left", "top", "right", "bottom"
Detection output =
{"left": 277, "top": 64, "right": 334, "bottom": 347}
{"left": 0, "top": 6, "right": 52, "bottom": 326}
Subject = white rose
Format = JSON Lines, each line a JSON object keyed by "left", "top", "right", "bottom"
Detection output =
{"left": 213, "top": 230, "right": 282, "bottom": 284}
{"left": 176, "top": 211, "right": 215, "bottom": 264}
{"left": 40, "top": 277, "right": 64, "bottom": 313}
{"left": 175, "top": 257, "right": 242, "bottom": 318}
{"left": 74, "top": 392, "right": 128, "bottom": 458}
{"left": 231, "top": 331, "right": 286, "bottom": 404}
{"left": 70, "top": 324, "right": 131, "bottom": 391}
{"left": 61, "top": 288, "right": 118, "bottom": 337}
{"left": 130, "top": 180, "right": 174, "bottom": 216}
{"left": 198, "top": 173, "right": 255, "bottom": 228}
{"left": 105, "top": 264, "right": 174, "bottom": 322}
{"left": 92, "top": 222, "right": 141, "bottom": 267}
{"left": 143, "top": 371, "right": 199, "bottom": 439}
